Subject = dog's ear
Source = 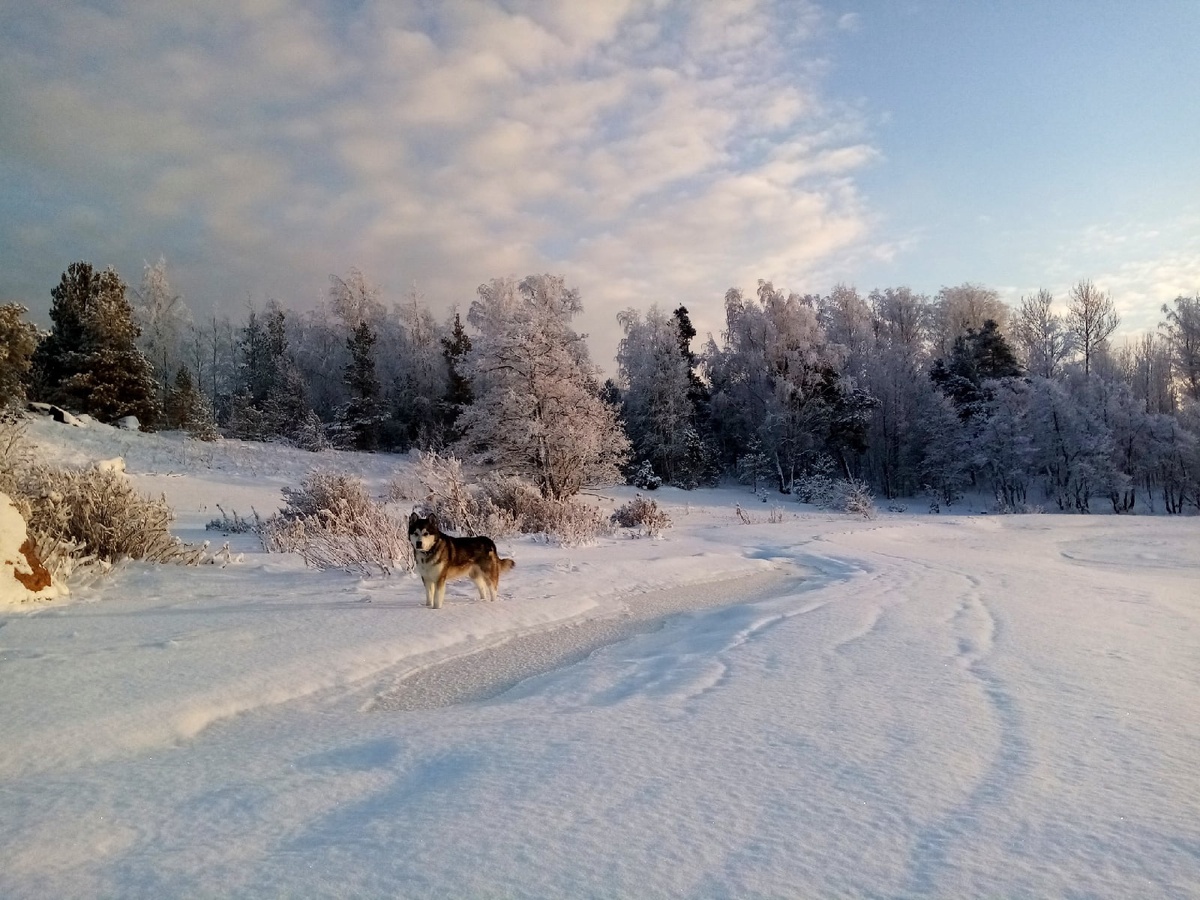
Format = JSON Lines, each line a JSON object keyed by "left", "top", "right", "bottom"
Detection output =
{"left": 408, "top": 510, "right": 419, "bottom": 526}
{"left": 427, "top": 513, "right": 438, "bottom": 530}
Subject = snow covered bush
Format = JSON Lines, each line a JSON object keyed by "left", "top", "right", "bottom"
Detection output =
{"left": 627, "top": 460, "right": 662, "bottom": 491}
{"left": 793, "top": 471, "right": 840, "bottom": 508}
{"left": 840, "top": 479, "right": 877, "bottom": 519}
{"left": 795, "top": 469, "right": 877, "bottom": 519}
{"left": 261, "top": 471, "right": 412, "bottom": 576}
{"left": 407, "top": 452, "right": 519, "bottom": 538}
{"left": 611, "top": 495, "right": 672, "bottom": 537}
{"left": 3, "top": 419, "right": 200, "bottom": 566}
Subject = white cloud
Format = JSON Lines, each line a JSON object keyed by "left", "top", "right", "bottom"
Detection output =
{"left": 0, "top": 0, "right": 881, "bottom": 368}
{"left": 837, "top": 12, "right": 862, "bottom": 32}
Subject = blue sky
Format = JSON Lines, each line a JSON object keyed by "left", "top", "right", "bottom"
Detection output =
{"left": 1, "top": 0, "right": 1197, "bottom": 369}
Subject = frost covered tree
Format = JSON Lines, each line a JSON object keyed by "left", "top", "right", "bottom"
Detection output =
{"left": 932, "top": 283, "right": 1009, "bottom": 359}
{"left": 457, "top": 274, "right": 629, "bottom": 498}
{"left": 616, "top": 305, "right": 700, "bottom": 486}
{"left": 1012, "top": 289, "right": 1072, "bottom": 379}
{"left": 0, "top": 304, "right": 39, "bottom": 410}
{"left": 290, "top": 304, "right": 349, "bottom": 423}
{"left": 820, "top": 284, "right": 873, "bottom": 368}
{"left": 328, "top": 269, "right": 386, "bottom": 329}
{"left": 1114, "top": 333, "right": 1175, "bottom": 416}
{"left": 30, "top": 262, "right": 160, "bottom": 426}
{"left": 132, "top": 257, "right": 191, "bottom": 405}
{"left": 870, "top": 287, "right": 931, "bottom": 353}
{"left": 1025, "top": 375, "right": 1114, "bottom": 512}
{"left": 1098, "top": 376, "right": 1159, "bottom": 512}
{"left": 970, "top": 378, "right": 1035, "bottom": 509}
{"left": 186, "top": 313, "right": 236, "bottom": 423}
{"left": 861, "top": 343, "right": 956, "bottom": 499}
{"left": 859, "top": 289, "right": 940, "bottom": 501}
{"left": 1066, "top": 279, "right": 1120, "bottom": 378}
{"left": 1151, "top": 403, "right": 1200, "bottom": 513}
{"left": 706, "top": 281, "right": 848, "bottom": 493}
{"left": 390, "top": 288, "right": 449, "bottom": 451}
{"left": 1161, "top": 293, "right": 1200, "bottom": 401}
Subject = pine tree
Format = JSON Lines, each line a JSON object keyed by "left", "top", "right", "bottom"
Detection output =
{"left": 930, "top": 319, "right": 1022, "bottom": 420}
{"left": 333, "top": 321, "right": 383, "bottom": 451}
{"left": 164, "top": 366, "right": 218, "bottom": 440}
{"left": 30, "top": 262, "right": 160, "bottom": 427}
{"left": 265, "top": 360, "right": 318, "bottom": 444}
{"left": 439, "top": 311, "right": 473, "bottom": 442}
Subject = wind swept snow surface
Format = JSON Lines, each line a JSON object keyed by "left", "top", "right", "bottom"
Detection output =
{"left": 2, "top": 420, "right": 1199, "bottom": 898}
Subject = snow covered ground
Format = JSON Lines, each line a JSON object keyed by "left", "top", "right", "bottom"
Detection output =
{"left": 2, "top": 417, "right": 1199, "bottom": 898}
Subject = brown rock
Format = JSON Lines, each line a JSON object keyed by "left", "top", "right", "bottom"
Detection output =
{"left": 13, "top": 537, "right": 52, "bottom": 593}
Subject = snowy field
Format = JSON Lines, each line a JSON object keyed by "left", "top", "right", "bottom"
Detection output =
{"left": 2, "top": 418, "right": 1199, "bottom": 899}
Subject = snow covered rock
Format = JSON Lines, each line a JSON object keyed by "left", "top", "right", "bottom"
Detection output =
{"left": 115, "top": 415, "right": 140, "bottom": 431}
{"left": 26, "top": 402, "right": 86, "bottom": 427}
{"left": 0, "top": 492, "right": 62, "bottom": 607}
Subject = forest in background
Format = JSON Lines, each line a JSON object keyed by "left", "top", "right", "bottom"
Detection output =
{"left": 2, "top": 259, "right": 1198, "bottom": 514}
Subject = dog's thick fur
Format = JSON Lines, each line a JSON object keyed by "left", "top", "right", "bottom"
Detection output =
{"left": 407, "top": 512, "right": 515, "bottom": 609}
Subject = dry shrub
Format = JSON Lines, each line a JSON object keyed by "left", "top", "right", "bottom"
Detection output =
{"left": 205, "top": 505, "right": 262, "bottom": 534}
{"left": 0, "top": 418, "right": 31, "bottom": 500}
{"left": 19, "top": 466, "right": 202, "bottom": 563}
{"left": 475, "top": 474, "right": 609, "bottom": 545}
{"left": 279, "top": 471, "right": 375, "bottom": 522}
{"left": 0, "top": 417, "right": 206, "bottom": 580}
{"left": 530, "top": 498, "right": 611, "bottom": 546}
{"left": 408, "top": 452, "right": 610, "bottom": 545}
{"left": 261, "top": 470, "right": 413, "bottom": 576}
{"left": 611, "top": 494, "right": 672, "bottom": 537}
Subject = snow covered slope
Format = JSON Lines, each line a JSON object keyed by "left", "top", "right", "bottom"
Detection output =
{"left": 1, "top": 418, "right": 1198, "bottom": 898}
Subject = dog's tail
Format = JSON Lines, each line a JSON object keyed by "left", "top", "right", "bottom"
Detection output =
{"left": 499, "top": 557, "right": 515, "bottom": 572}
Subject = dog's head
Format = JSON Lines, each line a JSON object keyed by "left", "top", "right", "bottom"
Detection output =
{"left": 407, "top": 512, "right": 440, "bottom": 553}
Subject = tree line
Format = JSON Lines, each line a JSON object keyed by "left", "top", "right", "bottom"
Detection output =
{"left": 2, "top": 260, "right": 1198, "bottom": 513}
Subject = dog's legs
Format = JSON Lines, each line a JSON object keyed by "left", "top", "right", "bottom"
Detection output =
{"left": 423, "top": 579, "right": 435, "bottom": 608}
{"left": 470, "top": 571, "right": 493, "bottom": 601}
{"left": 434, "top": 577, "right": 447, "bottom": 609}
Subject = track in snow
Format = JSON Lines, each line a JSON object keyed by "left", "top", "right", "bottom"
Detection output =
{"left": 368, "top": 569, "right": 810, "bottom": 711}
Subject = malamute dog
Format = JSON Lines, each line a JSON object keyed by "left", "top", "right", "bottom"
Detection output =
{"left": 407, "top": 512, "right": 515, "bottom": 609}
